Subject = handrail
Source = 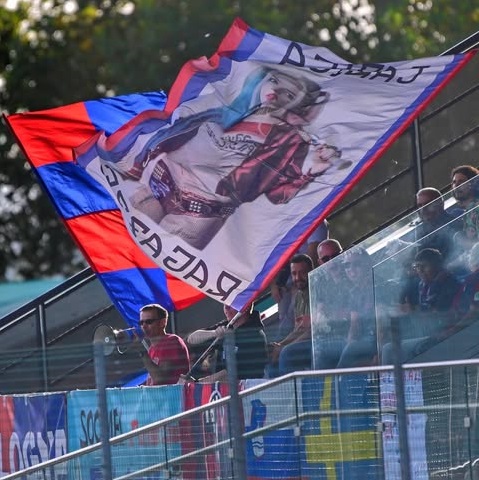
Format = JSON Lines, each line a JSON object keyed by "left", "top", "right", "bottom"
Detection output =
{"left": 0, "top": 267, "right": 95, "bottom": 331}
{"left": 5, "top": 357, "right": 479, "bottom": 479}
{"left": 440, "top": 31, "right": 479, "bottom": 55}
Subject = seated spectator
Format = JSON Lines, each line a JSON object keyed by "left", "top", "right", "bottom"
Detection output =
{"left": 376, "top": 239, "right": 418, "bottom": 307}
{"left": 270, "top": 220, "right": 329, "bottom": 342}
{"left": 449, "top": 166, "right": 479, "bottom": 270}
{"left": 336, "top": 247, "right": 378, "bottom": 368}
{"left": 449, "top": 165, "right": 479, "bottom": 218}
{"left": 185, "top": 303, "right": 268, "bottom": 382}
{"left": 450, "top": 242, "right": 479, "bottom": 332}
{"left": 414, "top": 187, "right": 459, "bottom": 262}
{"left": 381, "top": 248, "right": 461, "bottom": 364}
{"left": 310, "top": 239, "right": 353, "bottom": 369}
{"left": 267, "top": 254, "right": 314, "bottom": 377}
{"left": 450, "top": 167, "right": 479, "bottom": 270}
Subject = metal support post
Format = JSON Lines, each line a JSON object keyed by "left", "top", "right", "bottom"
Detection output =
{"left": 37, "top": 303, "right": 49, "bottom": 392}
{"left": 224, "top": 329, "right": 248, "bottom": 480}
{"left": 390, "top": 317, "right": 412, "bottom": 480}
{"left": 93, "top": 342, "right": 113, "bottom": 480}
{"left": 411, "top": 118, "right": 424, "bottom": 193}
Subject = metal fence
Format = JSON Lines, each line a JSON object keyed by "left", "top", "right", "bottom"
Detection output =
{"left": 4, "top": 359, "right": 479, "bottom": 480}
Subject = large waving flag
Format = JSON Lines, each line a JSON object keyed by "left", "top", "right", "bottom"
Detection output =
{"left": 4, "top": 92, "right": 205, "bottom": 324}
{"left": 6, "top": 18, "right": 475, "bottom": 318}
{"left": 73, "top": 19, "right": 475, "bottom": 311}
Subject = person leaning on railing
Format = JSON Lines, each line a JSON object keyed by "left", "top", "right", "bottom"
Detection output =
{"left": 129, "top": 303, "right": 190, "bottom": 385}
{"left": 182, "top": 303, "right": 268, "bottom": 383}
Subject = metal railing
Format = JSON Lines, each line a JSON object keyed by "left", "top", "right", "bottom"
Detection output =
{"left": 4, "top": 359, "right": 479, "bottom": 480}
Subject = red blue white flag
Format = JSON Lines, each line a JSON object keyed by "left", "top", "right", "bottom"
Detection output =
{"left": 5, "top": 93, "right": 205, "bottom": 323}
{"left": 74, "top": 19, "right": 474, "bottom": 310}
{"left": 6, "top": 18, "right": 475, "bottom": 315}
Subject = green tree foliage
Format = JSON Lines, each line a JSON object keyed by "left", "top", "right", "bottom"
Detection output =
{"left": 374, "top": 0, "right": 479, "bottom": 60}
{"left": 0, "top": 0, "right": 476, "bottom": 280}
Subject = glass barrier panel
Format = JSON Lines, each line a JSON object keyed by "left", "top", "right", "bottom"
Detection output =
{"left": 357, "top": 174, "right": 479, "bottom": 263}
{"left": 310, "top": 245, "right": 377, "bottom": 370}
{"left": 311, "top": 175, "right": 479, "bottom": 370}
{"left": 374, "top": 199, "right": 479, "bottom": 365}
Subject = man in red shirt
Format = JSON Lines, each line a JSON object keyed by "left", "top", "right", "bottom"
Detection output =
{"left": 135, "top": 303, "right": 190, "bottom": 385}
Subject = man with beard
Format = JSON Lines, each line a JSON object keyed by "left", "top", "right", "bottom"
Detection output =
{"left": 451, "top": 165, "right": 479, "bottom": 215}
{"left": 447, "top": 166, "right": 479, "bottom": 274}
{"left": 268, "top": 253, "right": 315, "bottom": 376}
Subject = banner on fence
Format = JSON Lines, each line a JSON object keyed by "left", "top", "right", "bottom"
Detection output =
{"left": 67, "top": 386, "right": 183, "bottom": 479}
{"left": 380, "top": 370, "right": 427, "bottom": 480}
{"left": 242, "top": 378, "right": 303, "bottom": 480}
{"left": 181, "top": 382, "right": 230, "bottom": 480}
{"left": 0, "top": 393, "right": 67, "bottom": 478}
{"left": 302, "top": 374, "right": 381, "bottom": 480}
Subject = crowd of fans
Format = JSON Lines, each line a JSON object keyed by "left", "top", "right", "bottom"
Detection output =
{"left": 132, "top": 164, "right": 479, "bottom": 385}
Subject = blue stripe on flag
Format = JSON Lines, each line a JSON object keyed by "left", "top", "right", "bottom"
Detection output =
{"left": 37, "top": 162, "right": 117, "bottom": 219}
{"left": 98, "top": 267, "right": 173, "bottom": 321}
{"left": 84, "top": 92, "right": 168, "bottom": 134}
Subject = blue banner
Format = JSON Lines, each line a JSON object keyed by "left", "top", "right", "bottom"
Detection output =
{"left": 1, "top": 393, "right": 67, "bottom": 478}
{"left": 67, "top": 386, "right": 183, "bottom": 479}
{"left": 242, "top": 379, "right": 301, "bottom": 480}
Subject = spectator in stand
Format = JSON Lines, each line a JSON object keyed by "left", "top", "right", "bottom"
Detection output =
{"left": 131, "top": 303, "right": 190, "bottom": 385}
{"left": 450, "top": 165, "right": 479, "bottom": 216}
{"left": 311, "top": 239, "right": 354, "bottom": 369}
{"left": 450, "top": 242, "right": 479, "bottom": 332}
{"left": 268, "top": 253, "right": 315, "bottom": 376}
{"left": 317, "top": 238, "right": 343, "bottom": 266}
{"left": 377, "top": 239, "right": 418, "bottom": 307}
{"left": 450, "top": 165, "right": 479, "bottom": 254}
{"left": 269, "top": 220, "right": 329, "bottom": 341}
{"left": 302, "top": 220, "right": 330, "bottom": 268}
{"left": 381, "top": 248, "right": 461, "bottom": 364}
{"left": 414, "top": 187, "right": 459, "bottom": 262}
{"left": 336, "top": 247, "right": 378, "bottom": 368}
{"left": 185, "top": 303, "right": 268, "bottom": 382}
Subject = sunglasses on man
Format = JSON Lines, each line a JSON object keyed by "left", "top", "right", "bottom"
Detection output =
{"left": 318, "top": 251, "right": 342, "bottom": 264}
{"left": 139, "top": 318, "right": 161, "bottom": 326}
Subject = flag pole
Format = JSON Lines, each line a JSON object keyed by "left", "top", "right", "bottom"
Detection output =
{"left": 183, "top": 310, "right": 244, "bottom": 381}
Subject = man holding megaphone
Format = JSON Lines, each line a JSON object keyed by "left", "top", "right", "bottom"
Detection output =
{"left": 130, "top": 303, "right": 190, "bottom": 385}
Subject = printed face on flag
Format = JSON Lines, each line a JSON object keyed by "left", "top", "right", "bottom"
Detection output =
{"left": 84, "top": 63, "right": 341, "bottom": 246}
{"left": 61, "top": 20, "right": 479, "bottom": 310}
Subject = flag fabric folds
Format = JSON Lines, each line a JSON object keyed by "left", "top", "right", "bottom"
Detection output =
{"left": 6, "top": 18, "right": 475, "bottom": 318}
{"left": 5, "top": 93, "right": 205, "bottom": 324}
{"left": 73, "top": 18, "right": 474, "bottom": 311}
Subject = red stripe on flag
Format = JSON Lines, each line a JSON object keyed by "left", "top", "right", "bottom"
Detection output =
{"left": 66, "top": 211, "right": 158, "bottom": 273}
{"left": 217, "top": 17, "right": 250, "bottom": 53}
{"left": 5, "top": 103, "right": 95, "bottom": 166}
{"left": 166, "top": 18, "right": 249, "bottom": 112}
